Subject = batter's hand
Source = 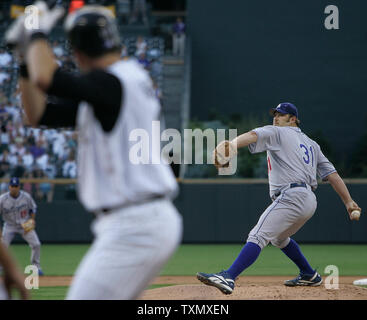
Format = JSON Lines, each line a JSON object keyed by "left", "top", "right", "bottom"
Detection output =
{"left": 5, "top": 1, "right": 64, "bottom": 54}
{"left": 31, "top": 1, "right": 65, "bottom": 35}
{"left": 345, "top": 200, "right": 361, "bottom": 220}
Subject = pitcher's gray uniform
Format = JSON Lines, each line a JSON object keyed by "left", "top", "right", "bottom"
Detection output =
{"left": 0, "top": 191, "right": 42, "bottom": 269}
{"left": 247, "top": 125, "right": 336, "bottom": 249}
{"left": 197, "top": 102, "right": 361, "bottom": 294}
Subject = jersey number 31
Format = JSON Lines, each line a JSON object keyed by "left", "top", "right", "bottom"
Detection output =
{"left": 300, "top": 144, "right": 314, "bottom": 167}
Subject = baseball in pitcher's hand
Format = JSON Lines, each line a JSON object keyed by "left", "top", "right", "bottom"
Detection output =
{"left": 345, "top": 200, "right": 361, "bottom": 218}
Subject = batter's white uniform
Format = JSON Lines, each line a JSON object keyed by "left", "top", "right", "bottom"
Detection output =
{"left": 66, "top": 60, "right": 182, "bottom": 300}
{"left": 247, "top": 126, "right": 336, "bottom": 249}
{"left": 0, "top": 191, "right": 41, "bottom": 269}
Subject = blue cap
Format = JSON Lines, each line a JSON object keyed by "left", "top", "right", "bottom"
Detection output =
{"left": 9, "top": 177, "right": 20, "bottom": 187}
{"left": 270, "top": 102, "right": 298, "bottom": 118}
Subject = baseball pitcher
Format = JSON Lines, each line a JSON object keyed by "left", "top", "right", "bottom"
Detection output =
{"left": 197, "top": 102, "right": 362, "bottom": 294}
{"left": 0, "top": 177, "right": 43, "bottom": 276}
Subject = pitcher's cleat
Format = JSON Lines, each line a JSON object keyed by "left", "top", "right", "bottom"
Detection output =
{"left": 284, "top": 271, "right": 322, "bottom": 287}
{"left": 196, "top": 270, "right": 235, "bottom": 294}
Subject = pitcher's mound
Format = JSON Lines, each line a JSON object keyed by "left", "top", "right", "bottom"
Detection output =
{"left": 139, "top": 282, "right": 367, "bottom": 300}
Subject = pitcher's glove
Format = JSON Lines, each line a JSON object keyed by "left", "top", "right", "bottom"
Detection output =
{"left": 21, "top": 219, "right": 35, "bottom": 234}
{"left": 213, "top": 140, "right": 237, "bottom": 169}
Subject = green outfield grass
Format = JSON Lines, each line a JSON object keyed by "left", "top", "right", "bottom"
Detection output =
{"left": 8, "top": 243, "right": 367, "bottom": 276}
{"left": 6, "top": 243, "right": 366, "bottom": 300}
{"left": 26, "top": 284, "right": 172, "bottom": 300}
{"left": 28, "top": 286, "right": 69, "bottom": 300}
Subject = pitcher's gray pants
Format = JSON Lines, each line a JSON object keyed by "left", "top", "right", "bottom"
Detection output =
{"left": 247, "top": 185, "right": 317, "bottom": 249}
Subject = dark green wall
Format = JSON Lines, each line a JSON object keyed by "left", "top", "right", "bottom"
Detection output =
{"left": 187, "top": 0, "right": 367, "bottom": 161}
{"left": 177, "top": 183, "right": 367, "bottom": 243}
{"left": 9, "top": 183, "right": 367, "bottom": 244}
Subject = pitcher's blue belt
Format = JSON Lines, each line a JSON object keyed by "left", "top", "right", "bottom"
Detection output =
{"left": 271, "top": 182, "right": 307, "bottom": 201}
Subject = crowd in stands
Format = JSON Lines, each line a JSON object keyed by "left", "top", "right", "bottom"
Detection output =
{"left": 0, "top": 32, "right": 165, "bottom": 201}
{"left": 0, "top": 0, "right": 176, "bottom": 201}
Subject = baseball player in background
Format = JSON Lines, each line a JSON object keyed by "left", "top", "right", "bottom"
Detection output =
{"left": 5, "top": 2, "right": 182, "bottom": 299}
{"left": 0, "top": 177, "right": 44, "bottom": 276}
{"left": 197, "top": 102, "right": 362, "bottom": 294}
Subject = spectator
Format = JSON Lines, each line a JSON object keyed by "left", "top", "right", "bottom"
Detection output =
{"left": 0, "top": 104, "right": 8, "bottom": 121}
{"left": 150, "top": 58, "right": 162, "bottom": 81}
{"left": 129, "top": 0, "right": 148, "bottom": 26}
{"left": 29, "top": 127, "right": 41, "bottom": 141}
{"left": 121, "top": 45, "right": 128, "bottom": 59}
{"left": 25, "top": 133, "right": 36, "bottom": 148}
{"left": 43, "top": 128, "right": 58, "bottom": 143}
{"left": 135, "top": 36, "right": 147, "bottom": 56}
{"left": 0, "top": 90, "right": 8, "bottom": 105}
{"left": 66, "top": 132, "right": 77, "bottom": 151}
{"left": 0, "top": 49, "right": 12, "bottom": 67}
{"left": 0, "top": 67, "right": 9, "bottom": 85}
{"left": 137, "top": 52, "right": 150, "bottom": 70}
{"left": 35, "top": 151, "right": 49, "bottom": 171}
{"left": 44, "top": 156, "right": 57, "bottom": 180}
{"left": 172, "top": 17, "right": 186, "bottom": 57}
{"left": 5, "top": 103, "right": 22, "bottom": 123}
{"left": 12, "top": 155, "right": 26, "bottom": 178}
{"left": 12, "top": 122, "right": 26, "bottom": 139}
{"left": 62, "top": 152, "right": 77, "bottom": 178}
{"left": 7, "top": 151, "right": 18, "bottom": 169}
{"left": 5, "top": 119, "right": 14, "bottom": 134}
{"left": 8, "top": 85, "right": 21, "bottom": 105}
{"left": 0, "top": 125, "right": 10, "bottom": 152}
{"left": 0, "top": 171, "right": 10, "bottom": 195}
{"left": 147, "top": 47, "right": 161, "bottom": 59}
{"left": 0, "top": 149, "right": 11, "bottom": 164}
{"left": 29, "top": 140, "right": 46, "bottom": 159}
{"left": 37, "top": 130, "right": 48, "bottom": 149}
{"left": 22, "top": 148, "right": 34, "bottom": 171}
{"left": 42, "top": 157, "right": 57, "bottom": 203}
{"left": 34, "top": 169, "right": 54, "bottom": 203}
{"left": 0, "top": 156, "right": 10, "bottom": 178}
{"left": 22, "top": 171, "right": 34, "bottom": 196}
{"left": 9, "top": 140, "right": 26, "bottom": 157}
{"left": 52, "top": 131, "right": 66, "bottom": 160}
{"left": 0, "top": 149, "right": 17, "bottom": 169}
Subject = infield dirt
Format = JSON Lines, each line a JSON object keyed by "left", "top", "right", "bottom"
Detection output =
{"left": 39, "top": 276, "right": 367, "bottom": 300}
